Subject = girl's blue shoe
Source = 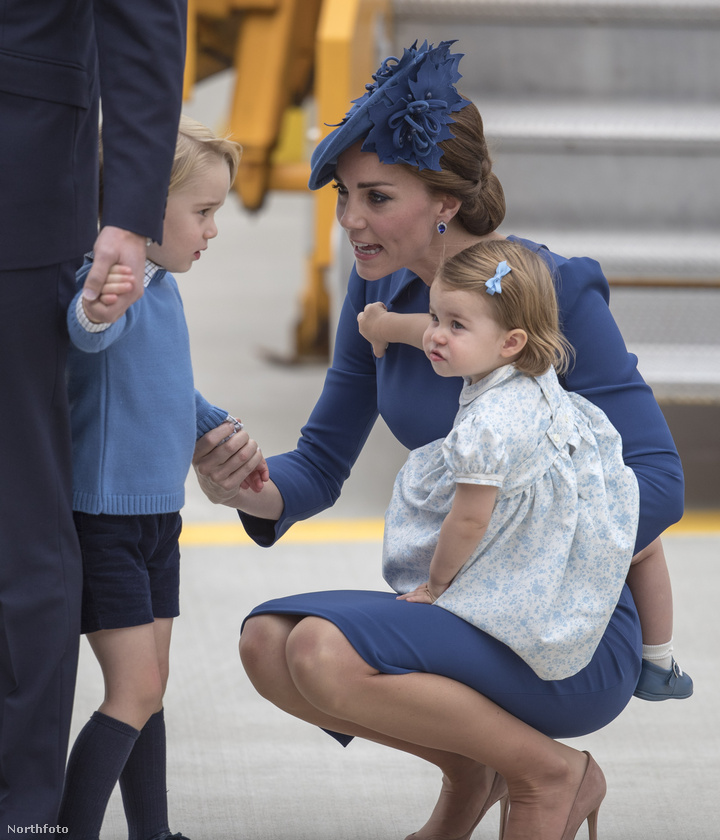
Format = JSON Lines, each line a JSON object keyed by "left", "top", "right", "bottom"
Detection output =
{"left": 633, "top": 657, "right": 693, "bottom": 701}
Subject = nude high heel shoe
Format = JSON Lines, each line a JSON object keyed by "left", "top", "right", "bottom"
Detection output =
{"left": 560, "top": 752, "right": 606, "bottom": 840}
{"left": 459, "top": 772, "right": 508, "bottom": 840}
{"left": 406, "top": 772, "right": 509, "bottom": 840}
{"left": 477, "top": 772, "right": 509, "bottom": 840}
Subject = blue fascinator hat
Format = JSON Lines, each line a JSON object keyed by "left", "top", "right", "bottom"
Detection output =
{"left": 308, "top": 40, "right": 469, "bottom": 190}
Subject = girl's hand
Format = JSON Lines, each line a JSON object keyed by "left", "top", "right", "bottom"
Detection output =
{"left": 397, "top": 582, "right": 445, "bottom": 604}
{"left": 357, "top": 301, "right": 389, "bottom": 358}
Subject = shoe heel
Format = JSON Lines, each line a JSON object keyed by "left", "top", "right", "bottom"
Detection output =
{"left": 497, "top": 794, "right": 509, "bottom": 840}
{"left": 586, "top": 805, "right": 600, "bottom": 840}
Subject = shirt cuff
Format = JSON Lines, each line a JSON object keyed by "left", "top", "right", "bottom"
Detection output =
{"left": 76, "top": 295, "right": 112, "bottom": 333}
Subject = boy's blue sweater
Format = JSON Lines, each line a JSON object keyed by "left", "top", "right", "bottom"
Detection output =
{"left": 67, "top": 258, "right": 228, "bottom": 515}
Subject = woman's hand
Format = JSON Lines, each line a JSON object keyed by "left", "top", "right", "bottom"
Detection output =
{"left": 193, "top": 422, "right": 268, "bottom": 507}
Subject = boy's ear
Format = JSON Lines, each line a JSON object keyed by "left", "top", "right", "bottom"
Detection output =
{"left": 501, "top": 329, "right": 528, "bottom": 358}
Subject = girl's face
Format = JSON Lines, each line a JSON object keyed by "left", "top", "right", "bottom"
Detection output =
{"left": 147, "top": 157, "right": 231, "bottom": 274}
{"left": 423, "top": 282, "right": 525, "bottom": 384}
{"left": 333, "top": 142, "right": 449, "bottom": 283}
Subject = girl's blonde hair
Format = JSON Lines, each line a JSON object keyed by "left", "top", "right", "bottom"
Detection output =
{"left": 437, "top": 239, "right": 573, "bottom": 377}
{"left": 99, "top": 115, "right": 241, "bottom": 214}
{"left": 168, "top": 114, "right": 241, "bottom": 194}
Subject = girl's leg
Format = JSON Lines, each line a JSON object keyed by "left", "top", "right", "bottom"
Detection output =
{"left": 119, "top": 619, "right": 176, "bottom": 840}
{"left": 626, "top": 537, "right": 673, "bottom": 649}
{"left": 627, "top": 538, "right": 692, "bottom": 699}
{"left": 59, "top": 623, "right": 165, "bottom": 838}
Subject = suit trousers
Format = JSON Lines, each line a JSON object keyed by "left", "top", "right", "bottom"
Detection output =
{"left": 0, "top": 261, "right": 83, "bottom": 827}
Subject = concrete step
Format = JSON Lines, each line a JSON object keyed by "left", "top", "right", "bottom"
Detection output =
{"left": 502, "top": 229, "right": 720, "bottom": 280}
{"left": 392, "top": 0, "right": 720, "bottom": 101}
{"left": 385, "top": 1, "right": 720, "bottom": 277}
{"left": 474, "top": 97, "right": 720, "bottom": 233}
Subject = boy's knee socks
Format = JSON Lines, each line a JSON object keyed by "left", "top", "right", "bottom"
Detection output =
{"left": 120, "top": 708, "right": 171, "bottom": 840}
{"left": 59, "top": 710, "right": 140, "bottom": 838}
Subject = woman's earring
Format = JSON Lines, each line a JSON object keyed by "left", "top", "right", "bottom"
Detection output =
{"left": 437, "top": 221, "right": 447, "bottom": 235}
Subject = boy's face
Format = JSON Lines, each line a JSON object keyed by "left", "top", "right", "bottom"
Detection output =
{"left": 147, "top": 158, "right": 231, "bottom": 273}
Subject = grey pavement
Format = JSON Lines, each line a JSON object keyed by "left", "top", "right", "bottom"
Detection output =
{"left": 69, "top": 73, "right": 720, "bottom": 839}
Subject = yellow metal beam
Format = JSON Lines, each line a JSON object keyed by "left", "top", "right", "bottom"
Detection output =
{"left": 297, "top": 0, "right": 390, "bottom": 359}
{"left": 184, "top": 0, "right": 393, "bottom": 360}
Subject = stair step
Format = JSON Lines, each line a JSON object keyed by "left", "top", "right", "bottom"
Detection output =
{"left": 475, "top": 99, "right": 720, "bottom": 152}
{"left": 468, "top": 99, "right": 720, "bottom": 231}
{"left": 504, "top": 230, "right": 720, "bottom": 280}
{"left": 393, "top": 0, "right": 720, "bottom": 25}
{"left": 392, "top": 5, "right": 720, "bottom": 100}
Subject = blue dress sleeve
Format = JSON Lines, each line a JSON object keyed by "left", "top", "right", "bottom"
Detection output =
{"left": 240, "top": 268, "right": 381, "bottom": 545}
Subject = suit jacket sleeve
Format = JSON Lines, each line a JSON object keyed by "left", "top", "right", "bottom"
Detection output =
{"left": 95, "top": 0, "right": 187, "bottom": 243}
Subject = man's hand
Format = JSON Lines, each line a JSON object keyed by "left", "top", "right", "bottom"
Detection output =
{"left": 83, "top": 226, "right": 147, "bottom": 322}
{"left": 81, "top": 264, "right": 135, "bottom": 324}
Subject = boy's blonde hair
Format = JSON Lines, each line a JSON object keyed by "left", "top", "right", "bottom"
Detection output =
{"left": 99, "top": 115, "right": 241, "bottom": 215}
{"left": 169, "top": 114, "right": 241, "bottom": 195}
{"left": 437, "top": 239, "right": 573, "bottom": 377}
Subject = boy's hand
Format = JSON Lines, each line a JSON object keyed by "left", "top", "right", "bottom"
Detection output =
{"left": 240, "top": 457, "right": 270, "bottom": 494}
{"left": 83, "top": 226, "right": 146, "bottom": 323}
{"left": 81, "top": 264, "right": 136, "bottom": 324}
{"left": 357, "top": 301, "right": 389, "bottom": 358}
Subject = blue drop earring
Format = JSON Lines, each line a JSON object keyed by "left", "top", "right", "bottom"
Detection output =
{"left": 437, "top": 221, "right": 447, "bottom": 235}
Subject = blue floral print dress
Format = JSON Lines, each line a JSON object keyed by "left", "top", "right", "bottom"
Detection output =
{"left": 382, "top": 364, "right": 640, "bottom": 680}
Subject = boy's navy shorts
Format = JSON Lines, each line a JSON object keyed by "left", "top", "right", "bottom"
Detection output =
{"left": 73, "top": 511, "right": 182, "bottom": 634}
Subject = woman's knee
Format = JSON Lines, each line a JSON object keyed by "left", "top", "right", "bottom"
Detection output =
{"left": 285, "top": 618, "right": 371, "bottom": 716}
{"left": 240, "top": 614, "right": 296, "bottom": 682}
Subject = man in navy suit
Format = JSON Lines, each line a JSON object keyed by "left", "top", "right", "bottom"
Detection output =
{"left": 0, "top": 0, "right": 187, "bottom": 826}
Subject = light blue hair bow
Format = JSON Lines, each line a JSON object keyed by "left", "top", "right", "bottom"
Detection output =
{"left": 485, "top": 260, "right": 511, "bottom": 295}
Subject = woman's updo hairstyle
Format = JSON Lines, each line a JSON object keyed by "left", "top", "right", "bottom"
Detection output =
{"left": 406, "top": 98, "right": 506, "bottom": 237}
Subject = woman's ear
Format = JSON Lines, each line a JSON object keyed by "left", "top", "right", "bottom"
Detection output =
{"left": 501, "top": 329, "right": 528, "bottom": 358}
{"left": 438, "top": 193, "right": 462, "bottom": 222}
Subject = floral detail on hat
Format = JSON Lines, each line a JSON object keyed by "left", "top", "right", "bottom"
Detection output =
{"left": 349, "top": 40, "right": 468, "bottom": 171}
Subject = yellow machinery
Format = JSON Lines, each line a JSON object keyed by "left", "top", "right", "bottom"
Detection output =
{"left": 184, "top": 0, "right": 391, "bottom": 360}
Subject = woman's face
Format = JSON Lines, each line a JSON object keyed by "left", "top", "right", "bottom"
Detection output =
{"left": 333, "top": 142, "right": 448, "bottom": 283}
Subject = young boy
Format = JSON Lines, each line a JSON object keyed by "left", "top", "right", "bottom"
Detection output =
{"left": 61, "top": 115, "right": 267, "bottom": 838}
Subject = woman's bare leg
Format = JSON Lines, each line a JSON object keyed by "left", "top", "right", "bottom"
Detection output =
{"left": 241, "top": 615, "right": 501, "bottom": 840}
{"left": 241, "top": 614, "right": 596, "bottom": 840}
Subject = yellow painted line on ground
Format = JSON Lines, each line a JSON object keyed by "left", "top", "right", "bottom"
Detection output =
{"left": 180, "top": 510, "right": 720, "bottom": 546}
{"left": 180, "top": 517, "right": 385, "bottom": 546}
{"left": 666, "top": 510, "right": 720, "bottom": 535}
